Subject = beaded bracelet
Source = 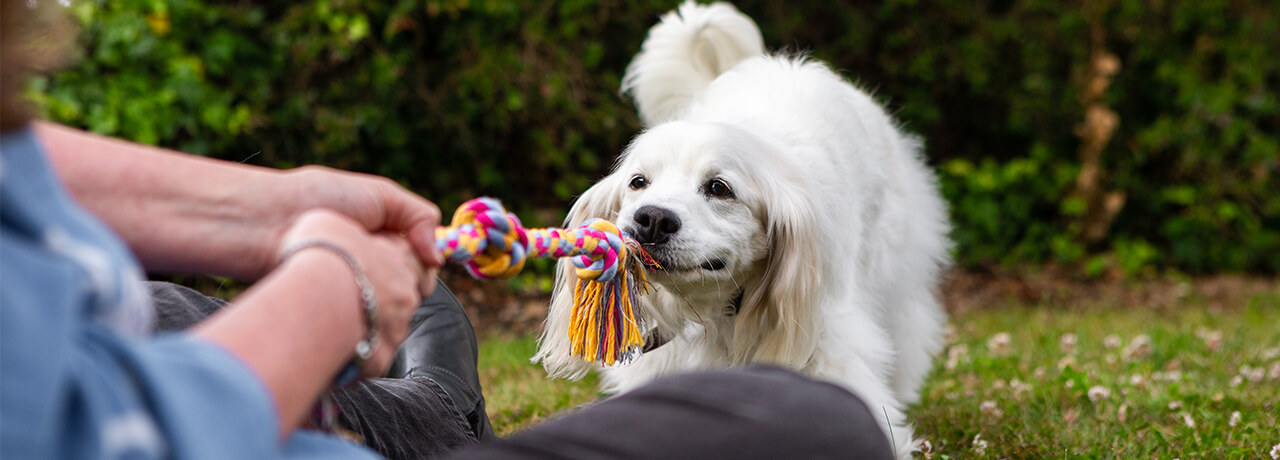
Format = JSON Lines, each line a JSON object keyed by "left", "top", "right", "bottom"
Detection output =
{"left": 278, "top": 239, "right": 379, "bottom": 387}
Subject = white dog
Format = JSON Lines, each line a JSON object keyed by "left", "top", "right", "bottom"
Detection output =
{"left": 534, "top": 2, "right": 950, "bottom": 455}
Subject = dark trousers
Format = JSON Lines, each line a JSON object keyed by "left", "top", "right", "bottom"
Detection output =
{"left": 149, "top": 282, "right": 892, "bottom": 460}
{"left": 151, "top": 281, "right": 485, "bottom": 458}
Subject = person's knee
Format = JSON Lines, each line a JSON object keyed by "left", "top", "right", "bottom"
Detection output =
{"left": 386, "top": 278, "right": 495, "bottom": 441}
{"left": 636, "top": 365, "right": 894, "bottom": 459}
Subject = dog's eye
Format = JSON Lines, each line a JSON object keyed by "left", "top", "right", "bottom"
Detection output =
{"left": 629, "top": 175, "right": 649, "bottom": 190}
{"left": 705, "top": 178, "right": 734, "bottom": 199}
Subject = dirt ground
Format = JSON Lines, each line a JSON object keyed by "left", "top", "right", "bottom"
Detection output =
{"left": 441, "top": 267, "right": 1280, "bottom": 337}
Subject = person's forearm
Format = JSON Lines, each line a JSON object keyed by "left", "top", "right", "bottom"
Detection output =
{"left": 193, "top": 249, "right": 365, "bottom": 438}
{"left": 34, "top": 121, "right": 288, "bottom": 278}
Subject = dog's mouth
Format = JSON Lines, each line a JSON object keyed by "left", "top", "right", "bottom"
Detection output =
{"left": 699, "top": 258, "right": 727, "bottom": 271}
{"left": 642, "top": 249, "right": 728, "bottom": 273}
{"left": 654, "top": 258, "right": 727, "bottom": 273}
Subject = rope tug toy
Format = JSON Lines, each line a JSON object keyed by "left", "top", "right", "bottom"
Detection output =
{"left": 435, "top": 197, "right": 656, "bottom": 366}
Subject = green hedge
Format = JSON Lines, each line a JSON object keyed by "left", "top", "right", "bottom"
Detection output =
{"left": 30, "top": 0, "right": 1279, "bottom": 274}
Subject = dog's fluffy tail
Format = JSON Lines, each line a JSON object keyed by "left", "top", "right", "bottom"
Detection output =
{"left": 622, "top": 1, "right": 764, "bottom": 125}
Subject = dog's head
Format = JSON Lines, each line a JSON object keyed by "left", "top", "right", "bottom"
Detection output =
{"left": 535, "top": 121, "right": 823, "bottom": 375}
{"left": 617, "top": 122, "right": 773, "bottom": 296}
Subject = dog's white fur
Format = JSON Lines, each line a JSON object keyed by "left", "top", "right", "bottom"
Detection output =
{"left": 534, "top": 2, "right": 950, "bottom": 455}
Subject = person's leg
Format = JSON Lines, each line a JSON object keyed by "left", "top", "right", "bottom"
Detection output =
{"left": 148, "top": 281, "right": 227, "bottom": 331}
{"left": 329, "top": 376, "right": 478, "bottom": 459}
{"left": 148, "top": 280, "right": 493, "bottom": 459}
{"left": 332, "top": 280, "right": 496, "bottom": 459}
{"left": 449, "top": 365, "right": 895, "bottom": 460}
{"left": 384, "top": 281, "right": 495, "bottom": 441}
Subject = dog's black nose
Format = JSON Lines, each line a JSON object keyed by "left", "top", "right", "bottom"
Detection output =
{"left": 632, "top": 205, "right": 681, "bottom": 244}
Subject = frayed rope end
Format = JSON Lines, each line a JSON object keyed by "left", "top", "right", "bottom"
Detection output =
{"left": 437, "top": 197, "right": 654, "bottom": 367}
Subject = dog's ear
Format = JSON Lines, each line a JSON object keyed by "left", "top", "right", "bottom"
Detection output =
{"left": 532, "top": 175, "right": 625, "bottom": 378}
{"left": 561, "top": 173, "right": 624, "bottom": 228}
{"left": 732, "top": 186, "right": 823, "bottom": 366}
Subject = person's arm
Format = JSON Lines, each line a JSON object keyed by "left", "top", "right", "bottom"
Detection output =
{"left": 32, "top": 121, "right": 442, "bottom": 281}
{"left": 1, "top": 209, "right": 422, "bottom": 450}
{"left": 194, "top": 248, "right": 366, "bottom": 437}
{"left": 192, "top": 209, "right": 422, "bottom": 438}
{"left": 31, "top": 122, "right": 432, "bottom": 437}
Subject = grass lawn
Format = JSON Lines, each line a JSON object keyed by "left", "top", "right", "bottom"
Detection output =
{"left": 477, "top": 290, "right": 1280, "bottom": 458}
{"left": 477, "top": 333, "right": 601, "bottom": 435}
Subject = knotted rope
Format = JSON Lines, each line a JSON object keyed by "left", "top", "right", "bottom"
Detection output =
{"left": 435, "top": 197, "right": 654, "bottom": 366}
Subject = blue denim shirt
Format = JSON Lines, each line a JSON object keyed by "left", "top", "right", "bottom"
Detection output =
{"left": 0, "top": 128, "right": 378, "bottom": 459}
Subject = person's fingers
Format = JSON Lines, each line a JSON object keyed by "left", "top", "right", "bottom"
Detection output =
{"left": 377, "top": 232, "right": 434, "bottom": 298}
{"left": 420, "top": 266, "right": 439, "bottom": 299}
{"left": 360, "top": 237, "right": 420, "bottom": 378}
{"left": 408, "top": 250, "right": 434, "bottom": 299}
{"left": 398, "top": 235, "right": 438, "bottom": 298}
{"left": 374, "top": 180, "right": 442, "bottom": 267}
{"left": 410, "top": 256, "right": 433, "bottom": 299}
{"left": 383, "top": 234, "right": 422, "bottom": 318}
{"left": 408, "top": 220, "right": 442, "bottom": 268}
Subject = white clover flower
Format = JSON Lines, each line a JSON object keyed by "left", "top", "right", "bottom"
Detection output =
{"left": 1103, "top": 334, "right": 1123, "bottom": 349}
{"left": 1229, "top": 411, "right": 1241, "bottom": 427}
{"left": 980, "top": 400, "right": 1003, "bottom": 419}
{"left": 1262, "top": 347, "right": 1280, "bottom": 360}
{"left": 972, "top": 433, "right": 988, "bottom": 456}
{"left": 1060, "top": 333, "right": 1078, "bottom": 354}
{"left": 987, "top": 332, "right": 1012, "bottom": 356}
{"left": 1243, "top": 365, "right": 1265, "bottom": 383}
{"left": 1064, "top": 380, "right": 1075, "bottom": 389}
{"left": 1269, "top": 442, "right": 1279, "bottom": 459}
{"left": 1168, "top": 400, "right": 1182, "bottom": 410}
{"left": 1087, "top": 385, "right": 1110, "bottom": 403}
{"left": 916, "top": 439, "right": 934, "bottom": 459}
{"left": 1180, "top": 412, "right": 1195, "bottom": 429}
{"left": 1229, "top": 375, "right": 1244, "bottom": 387}
{"left": 1010, "top": 378, "right": 1033, "bottom": 397}
{"left": 1128, "top": 374, "right": 1147, "bottom": 387}
{"left": 1057, "top": 355, "right": 1078, "bottom": 371}
{"left": 1121, "top": 334, "right": 1151, "bottom": 361}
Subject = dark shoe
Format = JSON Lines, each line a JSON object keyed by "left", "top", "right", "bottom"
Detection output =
{"left": 387, "top": 279, "right": 496, "bottom": 441}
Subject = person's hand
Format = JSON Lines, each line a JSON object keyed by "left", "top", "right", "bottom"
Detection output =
{"left": 245, "top": 165, "right": 443, "bottom": 296}
{"left": 278, "top": 209, "right": 424, "bottom": 377}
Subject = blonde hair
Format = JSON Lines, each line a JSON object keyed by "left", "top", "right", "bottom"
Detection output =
{"left": 1, "top": 0, "right": 73, "bottom": 130}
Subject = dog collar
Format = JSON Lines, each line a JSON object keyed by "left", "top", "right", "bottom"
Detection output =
{"left": 724, "top": 289, "right": 744, "bottom": 316}
{"left": 643, "top": 289, "right": 745, "bottom": 354}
